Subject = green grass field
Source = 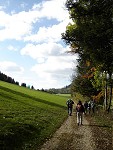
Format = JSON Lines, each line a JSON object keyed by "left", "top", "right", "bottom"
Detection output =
{"left": 56, "top": 93, "right": 71, "bottom": 98}
{"left": 0, "top": 81, "right": 68, "bottom": 149}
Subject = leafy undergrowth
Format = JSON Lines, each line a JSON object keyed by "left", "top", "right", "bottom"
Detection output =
{"left": 86, "top": 109, "right": 113, "bottom": 150}
{"left": 0, "top": 81, "right": 69, "bottom": 150}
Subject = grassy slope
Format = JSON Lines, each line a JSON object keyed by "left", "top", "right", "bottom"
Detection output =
{"left": 0, "top": 81, "right": 69, "bottom": 150}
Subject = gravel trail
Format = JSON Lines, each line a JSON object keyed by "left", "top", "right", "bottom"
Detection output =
{"left": 40, "top": 110, "right": 96, "bottom": 150}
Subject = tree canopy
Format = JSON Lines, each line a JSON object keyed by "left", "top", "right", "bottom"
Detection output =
{"left": 62, "top": 0, "right": 113, "bottom": 106}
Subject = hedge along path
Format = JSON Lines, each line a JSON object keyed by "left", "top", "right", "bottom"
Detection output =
{"left": 39, "top": 107, "right": 96, "bottom": 150}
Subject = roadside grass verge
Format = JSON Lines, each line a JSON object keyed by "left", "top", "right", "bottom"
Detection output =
{"left": 92, "top": 109, "right": 113, "bottom": 128}
{"left": 0, "top": 81, "right": 68, "bottom": 150}
{"left": 86, "top": 108, "right": 113, "bottom": 150}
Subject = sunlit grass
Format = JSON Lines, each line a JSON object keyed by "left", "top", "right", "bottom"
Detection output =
{"left": 0, "top": 81, "right": 68, "bottom": 149}
{"left": 56, "top": 93, "right": 71, "bottom": 98}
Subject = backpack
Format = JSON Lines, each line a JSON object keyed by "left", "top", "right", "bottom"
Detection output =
{"left": 67, "top": 99, "right": 73, "bottom": 107}
{"left": 84, "top": 102, "right": 88, "bottom": 108}
{"left": 76, "top": 104, "right": 82, "bottom": 111}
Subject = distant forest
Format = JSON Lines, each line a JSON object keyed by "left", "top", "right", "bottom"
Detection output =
{"left": 0, "top": 71, "right": 19, "bottom": 85}
{"left": 44, "top": 85, "right": 71, "bottom": 94}
{"left": 0, "top": 71, "right": 71, "bottom": 94}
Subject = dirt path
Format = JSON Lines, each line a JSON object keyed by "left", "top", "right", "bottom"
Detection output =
{"left": 40, "top": 110, "right": 96, "bottom": 150}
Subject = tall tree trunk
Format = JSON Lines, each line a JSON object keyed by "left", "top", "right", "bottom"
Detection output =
{"left": 107, "top": 73, "right": 112, "bottom": 113}
{"left": 104, "top": 71, "right": 107, "bottom": 110}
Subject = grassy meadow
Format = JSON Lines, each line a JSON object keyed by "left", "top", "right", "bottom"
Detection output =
{"left": 0, "top": 81, "right": 69, "bottom": 150}
{"left": 56, "top": 93, "right": 71, "bottom": 98}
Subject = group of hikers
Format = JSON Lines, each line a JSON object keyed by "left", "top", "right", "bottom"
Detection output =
{"left": 66, "top": 98, "right": 96, "bottom": 126}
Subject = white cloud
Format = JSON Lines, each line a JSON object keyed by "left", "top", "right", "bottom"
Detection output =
{"left": 32, "top": 0, "right": 68, "bottom": 22}
{"left": 0, "top": 61, "right": 25, "bottom": 85}
{"left": 0, "top": 0, "right": 69, "bottom": 41}
{"left": 0, "top": 0, "right": 76, "bottom": 89}
{"left": 0, "top": 61, "right": 24, "bottom": 73}
{"left": 7, "top": 45, "right": 18, "bottom": 51}
{"left": 0, "top": 6, "right": 6, "bottom": 10}
{"left": 20, "top": 41, "right": 77, "bottom": 89}
{"left": 24, "top": 20, "right": 69, "bottom": 43}
{"left": 30, "top": 55, "right": 75, "bottom": 89}
{"left": 31, "top": 56, "right": 74, "bottom": 77}
{"left": 20, "top": 42, "right": 69, "bottom": 59}
{"left": 0, "top": 10, "right": 40, "bottom": 41}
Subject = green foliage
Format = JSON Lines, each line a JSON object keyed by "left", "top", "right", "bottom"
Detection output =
{"left": 71, "top": 75, "right": 97, "bottom": 98}
{"left": 62, "top": 0, "right": 113, "bottom": 105}
{"left": 0, "top": 81, "right": 67, "bottom": 149}
{"left": 91, "top": 69, "right": 103, "bottom": 91}
{"left": 63, "top": 0, "right": 113, "bottom": 66}
{"left": 73, "top": 92, "right": 89, "bottom": 103}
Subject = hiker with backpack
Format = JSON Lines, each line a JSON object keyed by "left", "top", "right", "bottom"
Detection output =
{"left": 76, "top": 100, "right": 85, "bottom": 126}
{"left": 91, "top": 99, "right": 96, "bottom": 113}
{"left": 88, "top": 99, "right": 95, "bottom": 114}
{"left": 88, "top": 101, "right": 91, "bottom": 114}
{"left": 84, "top": 100, "right": 88, "bottom": 115}
{"left": 66, "top": 99, "right": 74, "bottom": 116}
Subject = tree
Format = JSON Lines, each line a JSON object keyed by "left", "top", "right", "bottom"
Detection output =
{"left": 21, "top": 83, "right": 26, "bottom": 87}
{"left": 62, "top": 0, "right": 113, "bottom": 111}
{"left": 31, "top": 85, "right": 34, "bottom": 90}
{"left": 62, "top": 0, "right": 113, "bottom": 64}
{"left": 71, "top": 55, "right": 98, "bottom": 98}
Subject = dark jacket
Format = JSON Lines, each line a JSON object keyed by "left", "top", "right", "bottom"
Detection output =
{"left": 84, "top": 101, "right": 88, "bottom": 109}
{"left": 66, "top": 99, "right": 74, "bottom": 108}
{"left": 76, "top": 103, "right": 85, "bottom": 113}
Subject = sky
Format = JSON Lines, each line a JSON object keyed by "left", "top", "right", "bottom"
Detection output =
{"left": 0, "top": 0, "right": 78, "bottom": 89}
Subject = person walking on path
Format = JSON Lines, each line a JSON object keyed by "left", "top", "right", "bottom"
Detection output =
{"left": 88, "top": 101, "right": 91, "bottom": 114}
{"left": 76, "top": 100, "right": 85, "bottom": 126}
{"left": 90, "top": 99, "right": 96, "bottom": 114}
{"left": 66, "top": 99, "right": 74, "bottom": 116}
{"left": 84, "top": 101, "right": 88, "bottom": 115}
